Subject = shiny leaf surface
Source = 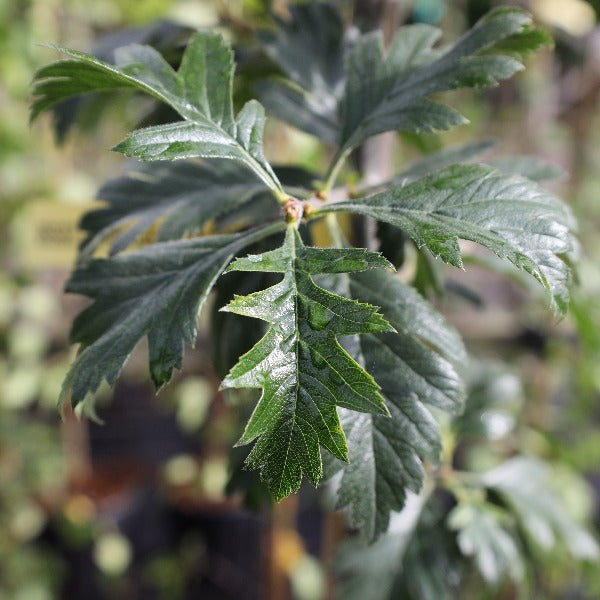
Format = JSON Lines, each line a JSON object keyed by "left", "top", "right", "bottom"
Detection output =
{"left": 220, "top": 227, "right": 394, "bottom": 500}
{"left": 321, "top": 164, "right": 576, "bottom": 315}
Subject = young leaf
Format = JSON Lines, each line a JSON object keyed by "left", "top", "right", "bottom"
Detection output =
{"left": 31, "top": 33, "right": 283, "bottom": 197}
{"left": 331, "top": 269, "right": 465, "bottom": 540}
{"left": 337, "top": 8, "right": 547, "bottom": 156}
{"left": 220, "top": 227, "right": 394, "bottom": 500}
{"left": 60, "top": 222, "right": 285, "bottom": 409}
{"left": 320, "top": 164, "right": 576, "bottom": 315}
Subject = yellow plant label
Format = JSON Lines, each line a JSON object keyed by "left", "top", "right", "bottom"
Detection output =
{"left": 22, "top": 201, "right": 91, "bottom": 270}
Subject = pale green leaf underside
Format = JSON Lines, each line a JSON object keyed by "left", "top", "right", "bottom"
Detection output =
{"left": 449, "top": 501, "right": 524, "bottom": 584}
{"left": 321, "top": 164, "right": 575, "bottom": 315}
{"left": 61, "top": 222, "right": 285, "bottom": 409}
{"left": 331, "top": 269, "right": 465, "bottom": 540}
{"left": 483, "top": 457, "right": 600, "bottom": 560}
{"left": 220, "top": 227, "right": 394, "bottom": 500}
{"left": 31, "top": 33, "right": 282, "bottom": 195}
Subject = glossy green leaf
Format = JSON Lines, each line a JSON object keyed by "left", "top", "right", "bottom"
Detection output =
{"left": 330, "top": 269, "right": 465, "bottom": 540}
{"left": 321, "top": 164, "right": 576, "bottom": 315}
{"left": 220, "top": 227, "right": 394, "bottom": 500}
{"left": 338, "top": 8, "right": 547, "bottom": 155}
{"left": 31, "top": 33, "right": 283, "bottom": 195}
{"left": 60, "top": 222, "right": 285, "bottom": 409}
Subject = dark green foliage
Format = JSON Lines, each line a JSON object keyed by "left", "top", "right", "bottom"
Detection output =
{"left": 330, "top": 269, "right": 465, "bottom": 540}
{"left": 31, "top": 4, "right": 588, "bottom": 564}
{"left": 61, "top": 223, "right": 285, "bottom": 408}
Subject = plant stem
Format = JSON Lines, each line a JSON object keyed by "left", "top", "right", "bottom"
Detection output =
{"left": 322, "top": 147, "right": 352, "bottom": 198}
{"left": 325, "top": 213, "right": 345, "bottom": 248}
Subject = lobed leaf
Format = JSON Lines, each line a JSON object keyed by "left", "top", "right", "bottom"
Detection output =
{"left": 330, "top": 269, "right": 465, "bottom": 540}
{"left": 320, "top": 164, "right": 576, "bottom": 315}
{"left": 338, "top": 8, "right": 543, "bottom": 154}
{"left": 259, "top": 6, "right": 550, "bottom": 165}
{"left": 220, "top": 227, "right": 394, "bottom": 500}
{"left": 60, "top": 222, "right": 285, "bottom": 409}
{"left": 31, "top": 33, "right": 283, "bottom": 195}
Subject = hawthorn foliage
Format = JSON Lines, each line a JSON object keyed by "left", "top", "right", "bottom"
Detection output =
{"left": 32, "top": 4, "right": 589, "bottom": 571}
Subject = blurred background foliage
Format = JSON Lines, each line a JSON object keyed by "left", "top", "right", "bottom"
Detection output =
{"left": 3, "top": 0, "right": 600, "bottom": 598}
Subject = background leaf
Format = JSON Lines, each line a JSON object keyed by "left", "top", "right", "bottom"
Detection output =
{"left": 336, "top": 8, "right": 546, "bottom": 155}
{"left": 257, "top": 1, "right": 345, "bottom": 143}
{"left": 329, "top": 269, "right": 465, "bottom": 540}
{"left": 81, "top": 160, "right": 271, "bottom": 256}
{"left": 483, "top": 457, "right": 600, "bottom": 560}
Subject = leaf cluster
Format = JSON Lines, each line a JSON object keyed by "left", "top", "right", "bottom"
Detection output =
{"left": 31, "top": 2, "right": 580, "bottom": 546}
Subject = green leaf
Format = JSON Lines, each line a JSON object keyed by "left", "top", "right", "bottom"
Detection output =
{"left": 448, "top": 500, "right": 524, "bottom": 585}
{"left": 321, "top": 164, "right": 576, "bottom": 315}
{"left": 112, "top": 99, "right": 279, "bottom": 192}
{"left": 483, "top": 457, "right": 600, "bottom": 560}
{"left": 220, "top": 227, "right": 394, "bottom": 500}
{"left": 81, "top": 160, "right": 271, "bottom": 256}
{"left": 338, "top": 8, "right": 546, "bottom": 155}
{"left": 31, "top": 33, "right": 283, "bottom": 196}
{"left": 330, "top": 269, "right": 465, "bottom": 540}
{"left": 334, "top": 490, "right": 431, "bottom": 600}
{"left": 257, "top": 1, "right": 344, "bottom": 142}
{"left": 60, "top": 222, "right": 286, "bottom": 409}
